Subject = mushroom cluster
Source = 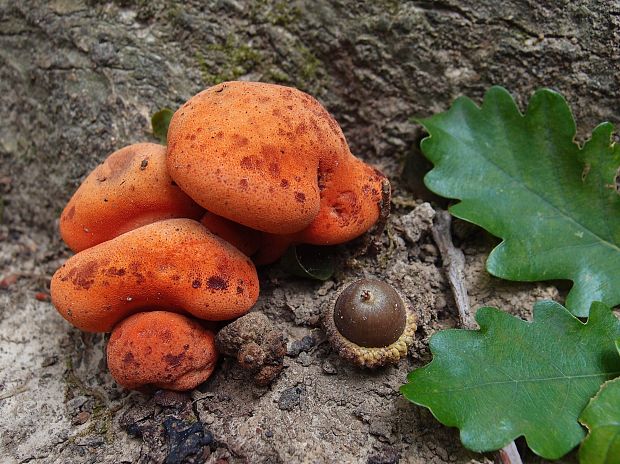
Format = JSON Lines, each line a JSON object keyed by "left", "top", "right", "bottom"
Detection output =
{"left": 51, "top": 81, "right": 389, "bottom": 391}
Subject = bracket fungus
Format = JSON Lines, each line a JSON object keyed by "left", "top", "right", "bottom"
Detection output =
{"left": 323, "top": 279, "right": 416, "bottom": 368}
{"left": 200, "top": 211, "right": 261, "bottom": 258}
{"left": 107, "top": 311, "right": 218, "bottom": 391}
{"left": 60, "top": 143, "right": 203, "bottom": 252}
{"left": 167, "top": 81, "right": 388, "bottom": 253}
{"left": 52, "top": 81, "right": 395, "bottom": 392}
{"left": 51, "top": 219, "right": 259, "bottom": 332}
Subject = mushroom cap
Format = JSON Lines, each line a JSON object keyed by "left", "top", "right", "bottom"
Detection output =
{"left": 167, "top": 81, "right": 346, "bottom": 234}
{"left": 252, "top": 233, "right": 293, "bottom": 266}
{"left": 60, "top": 143, "right": 203, "bottom": 252}
{"left": 200, "top": 211, "right": 261, "bottom": 257}
{"left": 107, "top": 311, "right": 218, "bottom": 391}
{"left": 292, "top": 157, "right": 387, "bottom": 245}
{"left": 51, "top": 218, "right": 259, "bottom": 332}
{"left": 167, "top": 81, "right": 387, "bottom": 247}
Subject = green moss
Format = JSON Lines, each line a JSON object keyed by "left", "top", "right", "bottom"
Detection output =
{"left": 193, "top": 6, "right": 326, "bottom": 94}
{"left": 198, "top": 35, "right": 263, "bottom": 85}
{"left": 266, "top": 67, "right": 290, "bottom": 84}
{"left": 297, "top": 45, "right": 321, "bottom": 83}
{"left": 250, "top": 0, "right": 301, "bottom": 27}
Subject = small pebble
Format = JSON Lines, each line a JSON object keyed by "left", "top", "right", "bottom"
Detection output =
{"left": 72, "top": 411, "right": 91, "bottom": 425}
{"left": 287, "top": 335, "right": 316, "bottom": 357}
{"left": 321, "top": 360, "right": 337, "bottom": 375}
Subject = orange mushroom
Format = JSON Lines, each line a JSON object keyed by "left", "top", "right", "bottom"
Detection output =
{"left": 51, "top": 219, "right": 259, "bottom": 332}
{"left": 166, "top": 81, "right": 387, "bottom": 246}
{"left": 200, "top": 211, "right": 261, "bottom": 257}
{"left": 107, "top": 311, "right": 218, "bottom": 391}
{"left": 60, "top": 143, "right": 203, "bottom": 252}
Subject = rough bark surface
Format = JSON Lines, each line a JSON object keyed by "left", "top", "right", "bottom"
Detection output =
{"left": 0, "top": 0, "right": 618, "bottom": 463}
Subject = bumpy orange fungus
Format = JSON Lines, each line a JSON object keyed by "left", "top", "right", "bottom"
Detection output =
{"left": 60, "top": 143, "right": 203, "bottom": 252}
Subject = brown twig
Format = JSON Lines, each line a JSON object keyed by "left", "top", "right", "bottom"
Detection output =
{"left": 432, "top": 208, "right": 522, "bottom": 464}
{"left": 499, "top": 441, "right": 523, "bottom": 464}
{"left": 431, "top": 209, "right": 476, "bottom": 329}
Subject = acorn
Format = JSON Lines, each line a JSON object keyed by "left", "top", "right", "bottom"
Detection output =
{"left": 323, "top": 279, "right": 416, "bottom": 368}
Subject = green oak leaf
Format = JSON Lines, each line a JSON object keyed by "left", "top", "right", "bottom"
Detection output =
{"left": 151, "top": 108, "right": 174, "bottom": 144}
{"left": 420, "top": 87, "right": 620, "bottom": 316}
{"left": 578, "top": 340, "right": 620, "bottom": 464}
{"left": 400, "top": 301, "right": 620, "bottom": 459}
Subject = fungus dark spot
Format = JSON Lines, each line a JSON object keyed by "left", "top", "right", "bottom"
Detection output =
{"left": 183, "top": 344, "right": 190, "bottom": 350}
{"left": 64, "top": 205, "right": 76, "bottom": 220}
{"left": 240, "top": 156, "right": 262, "bottom": 170}
{"left": 129, "top": 262, "right": 145, "bottom": 284}
{"left": 239, "top": 179, "right": 249, "bottom": 191}
{"left": 236, "top": 286, "right": 244, "bottom": 295}
{"left": 72, "top": 260, "right": 99, "bottom": 290}
{"left": 295, "top": 122, "right": 307, "bottom": 135}
{"left": 140, "top": 159, "right": 148, "bottom": 170}
{"left": 123, "top": 352, "right": 137, "bottom": 365}
{"left": 192, "top": 279, "right": 202, "bottom": 289}
{"left": 106, "top": 148, "right": 135, "bottom": 180}
{"left": 104, "top": 267, "right": 126, "bottom": 277}
{"left": 295, "top": 192, "right": 306, "bottom": 203}
{"left": 233, "top": 134, "right": 249, "bottom": 147}
{"left": 280, "top": 179, "right": 289, "bottom": 189}
{"left": 207, "top": 276, "right": 228, "bottom": 290}
{"left": 163, "top": 352, "right": 185, "bottom": 367}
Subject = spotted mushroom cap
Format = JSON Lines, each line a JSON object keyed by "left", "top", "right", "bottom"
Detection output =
{"left": 167, "top": 81, "right": 387, "bottom": 244}
{"left": 107, "top": 311, "right": 218, "bottom": 391}
{"left": 200, "top": 211, "right": 261, "bottom": 257}
{"left": 60, "top": 143, "right": 203, "bottom": 252}
{"left": 51, "top": 218, "right": 259, "bottom": 332}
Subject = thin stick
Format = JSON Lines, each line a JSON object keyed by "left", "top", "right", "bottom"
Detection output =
{"left": 499, "top": 441, "right": 523, "bottom": 464}
{"left": 432, "top": 208, "right": 523, "bottom": 464}
{"left": 431, "top": 209, "right": 476, "bottom": 329}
